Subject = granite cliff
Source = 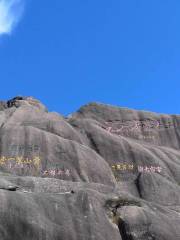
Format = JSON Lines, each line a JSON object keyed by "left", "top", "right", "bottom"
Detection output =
{"left": 0, "top": 96, "right": 179, "bottom": 240}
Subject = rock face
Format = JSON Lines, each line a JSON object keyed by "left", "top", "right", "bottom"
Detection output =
{"left": 0, "top": 97, "right": 180, "bottom": 240}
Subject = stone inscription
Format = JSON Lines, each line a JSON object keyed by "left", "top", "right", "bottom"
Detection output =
{"left": 0, "top": 156, "right": 41, "bottom": 170}
{"left": 111, "top": 163, "right": 162, "bottom": 182}
{"left": 8, "top": 145, "right": 40, "bottom": 155}
{"left": 102, "top": 119, "right": 175, "bottom": 138}
{"left": 41, "top": 168, "right": 71, "bottom": 178}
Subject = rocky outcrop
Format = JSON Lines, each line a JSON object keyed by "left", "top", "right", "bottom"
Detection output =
{"left": 0, "top": 97, "right": 179, "bottom": 240}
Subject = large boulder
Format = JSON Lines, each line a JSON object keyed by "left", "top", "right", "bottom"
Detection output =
{"left": 0, "top": 97, "right": 179, "bottom": 240}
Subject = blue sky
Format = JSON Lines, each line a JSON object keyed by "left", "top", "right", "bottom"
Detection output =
{"left": 0, "top": 0, "right": 180, "bottom": 116}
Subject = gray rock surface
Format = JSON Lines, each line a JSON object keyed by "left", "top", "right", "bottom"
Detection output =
{"left": 0, "top": 97, "right": 180, "bottom": 240}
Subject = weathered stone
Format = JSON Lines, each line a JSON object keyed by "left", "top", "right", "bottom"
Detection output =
{"left": 0, "top": 98, "right": 179, "bottom": 240}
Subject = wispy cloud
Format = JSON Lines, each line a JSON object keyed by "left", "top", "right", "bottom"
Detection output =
{"left": 0, "top": 0, "right": 25, "bottom": 35}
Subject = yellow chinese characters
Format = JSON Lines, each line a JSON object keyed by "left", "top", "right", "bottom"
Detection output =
{"left": 0, "top": 156, "right": 7, "bottom": 165}
{"left": 0, "top": 156, "right": 41, "bottom": 168}
{"left": 33, "top": 156, "right": 41, "bottom": 168}
{"left": 111, "top": 163, "right": 134, "bottom": 171}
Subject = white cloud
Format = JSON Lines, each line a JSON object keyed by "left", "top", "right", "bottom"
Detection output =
{"left": 0, "top": 0, "right": 25, "bottom": 35}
